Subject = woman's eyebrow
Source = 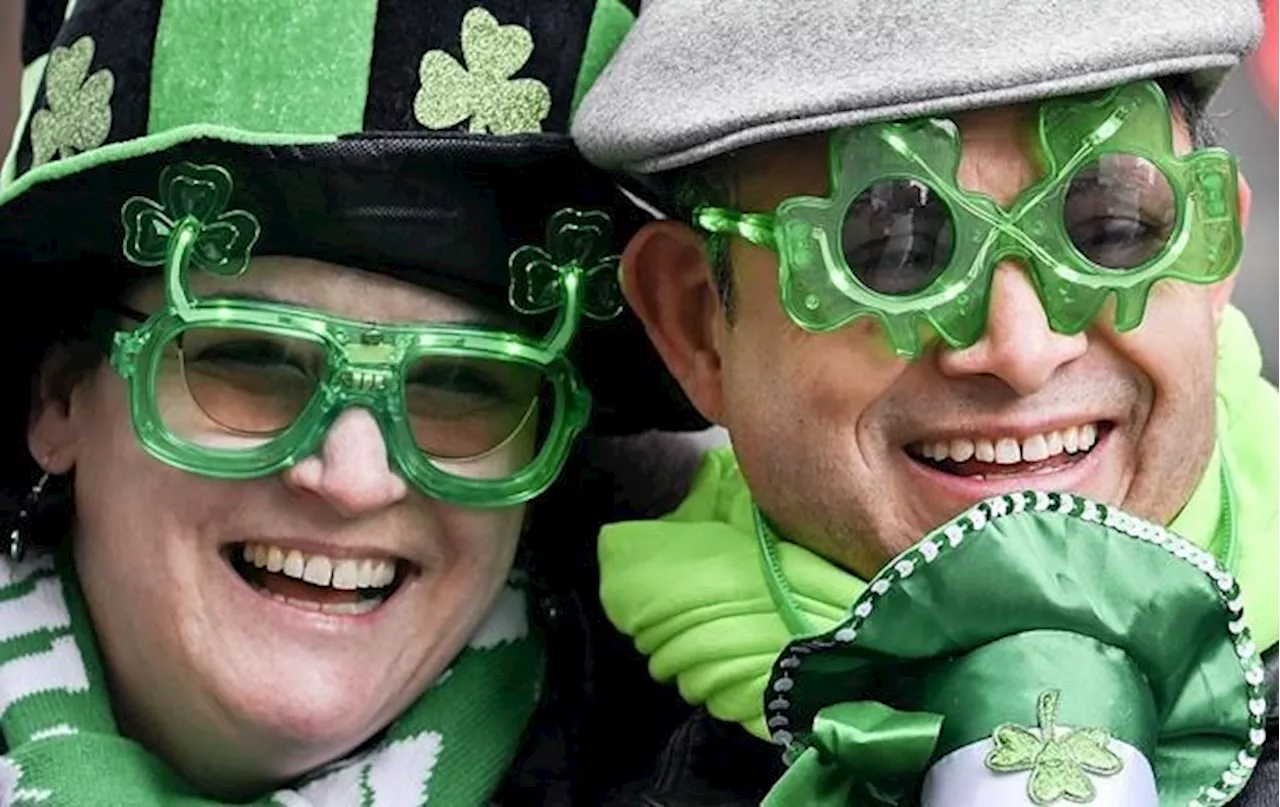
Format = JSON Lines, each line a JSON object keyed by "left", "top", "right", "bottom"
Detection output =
{"left": 195, "top": 289, "right": 513, "bottom": 329}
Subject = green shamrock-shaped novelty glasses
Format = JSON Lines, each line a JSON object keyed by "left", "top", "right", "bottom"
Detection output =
{"left": 696, "top": 81, "right": 1242, "bottom": 358}
{"left": 111, "top": 162, "right": 620, "bottom": 507}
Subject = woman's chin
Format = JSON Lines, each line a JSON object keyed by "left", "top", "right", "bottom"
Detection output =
{"left": 220, "top": 657, "right": 399, "bottom": 745}
{"left": 161, "top": 641, "right": 412, "bottom": 794}
{"left": 173, "top": 693, "right": 386, "bottom": 798}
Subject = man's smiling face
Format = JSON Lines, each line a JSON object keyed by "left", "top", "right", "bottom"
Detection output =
{"left": 623, "top": 92, "right": 1246, "bottom": 578}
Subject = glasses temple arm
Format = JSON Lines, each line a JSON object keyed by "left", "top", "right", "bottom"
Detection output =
{"left": 694, "top": 206, "right": 779, "bottom": 251}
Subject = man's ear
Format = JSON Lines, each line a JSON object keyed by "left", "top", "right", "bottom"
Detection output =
{"left": 1210, "top": 172, "right": 1253, "bottom": 318}
{"left": 27, "top": 345, "right": 90, "bottom": 475}
{"left": 621, "top": 221, "right": 729, "bottom": 425}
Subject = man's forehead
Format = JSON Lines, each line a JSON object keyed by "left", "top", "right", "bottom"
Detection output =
{"left": 729, "top": 102, "right": 1035, "bottom": 204}
{"left": 720, "top": 98, "right": 1193, "bottom": 215}
{"left": 732, "top": 88, "right": 1191, "bottom": 183}
{"left": 129, "top": 255, "right": 508, "bottom": 327}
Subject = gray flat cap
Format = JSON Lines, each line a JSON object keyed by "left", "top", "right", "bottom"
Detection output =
{"left": 572, "top": 0, "right": 1262, "bottom": 174}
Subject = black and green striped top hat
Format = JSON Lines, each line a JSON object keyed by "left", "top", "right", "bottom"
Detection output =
{"left": 0, "top": 0, "right": 704, "bottom": 435}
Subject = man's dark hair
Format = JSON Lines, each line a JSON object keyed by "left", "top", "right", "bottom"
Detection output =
{"left": 657, "top": 74, "right": 1218, "bottom": 320}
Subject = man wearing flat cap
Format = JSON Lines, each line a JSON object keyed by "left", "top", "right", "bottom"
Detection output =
{"left": 573, "top": 1, "right": 1279, "bottom": 804}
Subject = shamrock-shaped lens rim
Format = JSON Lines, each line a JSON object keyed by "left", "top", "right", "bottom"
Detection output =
{"left": 1003, "top": 80, "right": 1242, "bottom": 334}
{"left": 111, "top": 162, "right": 603, "bottom": 507}
{"left": 695, "top": 80, "right": 1242, "bottom": 359}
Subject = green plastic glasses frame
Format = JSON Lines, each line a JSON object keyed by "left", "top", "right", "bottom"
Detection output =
{"left": 110, "top": 162, "right": 622, "bottom": 507}
{"left": 696, "top": 80, "right": 1243, "bottom": 359}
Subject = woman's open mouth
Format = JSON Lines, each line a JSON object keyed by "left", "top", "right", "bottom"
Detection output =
{"left": 905, "top": 421, "right": 1112, "bottom": 480}
{"left": 226, "top": 542, "right": 415, "bottom": 616}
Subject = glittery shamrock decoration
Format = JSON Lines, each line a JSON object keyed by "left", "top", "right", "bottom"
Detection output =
{"left": 29, "top": 36, "right": 114, "bottom": 167}
{"left": 985, "top": 690, "right": 1123, "bottom": 805}
{"left": 414, "top": 7, "right": 551, "bottom": 135}
{"left": 509, "top": 209, "right": 623, "bottom": 321}
{"left": 120, "top": 163, "right": 261, "bottom": 277}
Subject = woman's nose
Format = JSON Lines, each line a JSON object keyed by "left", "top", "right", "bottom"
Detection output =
{"left": 281, "top": 408, "right": 409, "bottom": 516}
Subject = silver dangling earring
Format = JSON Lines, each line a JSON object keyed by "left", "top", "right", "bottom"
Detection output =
{"left": 7, "top": 473, "right": 51, "bottom": 562}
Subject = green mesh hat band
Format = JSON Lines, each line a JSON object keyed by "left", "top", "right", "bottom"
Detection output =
{"left": 109, "top": 161, "right": 621, "bottom": 507}
{"left": 696, "top": 80, "right": 1243, "bottom": 359}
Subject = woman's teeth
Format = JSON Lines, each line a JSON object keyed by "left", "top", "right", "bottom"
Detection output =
{"left": 913, "top": 423, "right": 1099, "bottom": 465}
{"left": 241, "top": 542, "right": 397, "bottom": 590}
{"left": 254, "top": 588, "right": 383, "bottom": 616}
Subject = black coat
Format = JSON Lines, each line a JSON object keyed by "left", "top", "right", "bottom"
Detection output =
{"left": 493, "top": 431, "right": 709, "bottom": 806}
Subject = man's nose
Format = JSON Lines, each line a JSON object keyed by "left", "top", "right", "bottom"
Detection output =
{"left": 935, "top": 260, "right": 1088, "bottom": 394}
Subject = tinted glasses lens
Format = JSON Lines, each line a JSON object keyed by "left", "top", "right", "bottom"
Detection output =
{"left": 157, "top": 326, "right": 324, "bottom": 446}
{"left": 403, "top": 354, "right": 545, "bottom": 462}
{"left": 1065, "top": 153, "right": 1176, "bottom": 270}
{"left": 841, "top": 179, "right": 956, "bottom": 295}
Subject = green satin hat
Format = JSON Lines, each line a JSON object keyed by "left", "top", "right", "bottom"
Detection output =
{"left": 762, "top": 491, "right": 1266, "bottom": 807}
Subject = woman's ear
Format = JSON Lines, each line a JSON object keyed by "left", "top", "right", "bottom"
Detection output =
{"left": 27, "top": 344, "right": 97, "bottom": 474}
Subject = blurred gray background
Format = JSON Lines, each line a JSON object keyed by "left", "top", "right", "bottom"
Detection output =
{"left": 1215, "top": 67, "right": 1279, "bottom": 382}
{"left": 2, "top": 1, "right": 1274, "bottom": 382}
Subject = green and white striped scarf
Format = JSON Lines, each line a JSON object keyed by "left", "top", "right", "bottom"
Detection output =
{"left": 0, "top": 546, "right": 544, "bottom": 806}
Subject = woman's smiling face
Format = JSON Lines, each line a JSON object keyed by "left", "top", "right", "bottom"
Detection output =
{"left": 29, "top": 256, "right": 531, "bottom": 797}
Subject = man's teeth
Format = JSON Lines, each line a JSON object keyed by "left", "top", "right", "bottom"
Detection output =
{"left": 241, "top": 542, "right": 397, "bottom": 590}
{"left": 915, "top": 423, "right": 1099, "bottom": 465}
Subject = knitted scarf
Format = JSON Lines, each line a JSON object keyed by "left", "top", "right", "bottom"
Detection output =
{"left": 0, "top": 546, "right": 543, "bottom": 805}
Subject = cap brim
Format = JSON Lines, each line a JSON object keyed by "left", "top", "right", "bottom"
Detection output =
{"left": 573, "top": 0, "right": 1261, "bottom": 173}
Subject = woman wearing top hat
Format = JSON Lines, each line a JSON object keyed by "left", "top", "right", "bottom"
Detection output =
{"left": 0, "top": 0, "right": 706, "bottom": 803}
